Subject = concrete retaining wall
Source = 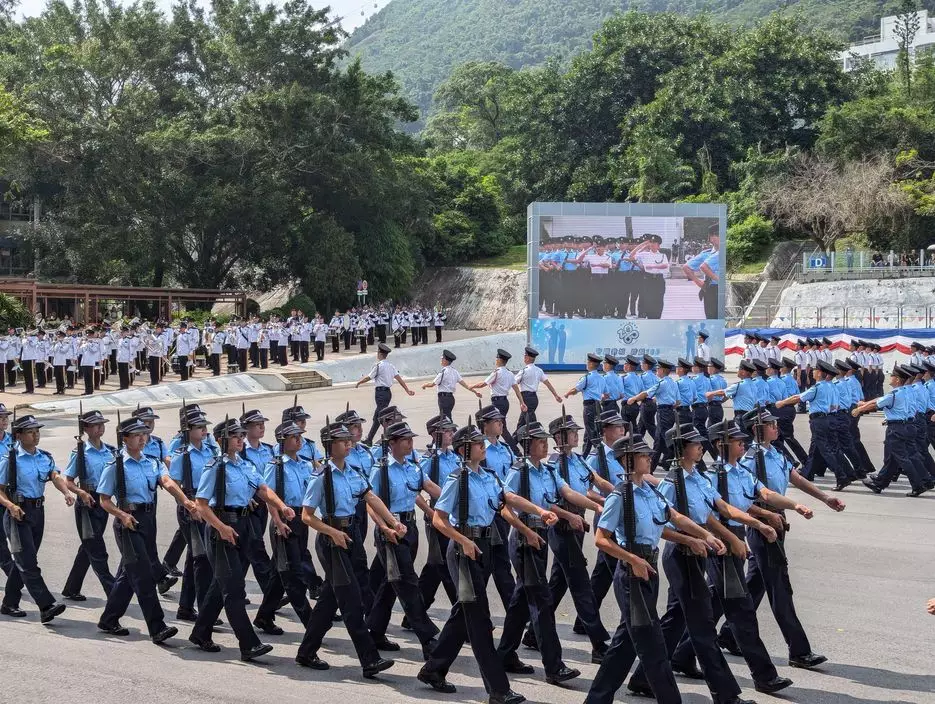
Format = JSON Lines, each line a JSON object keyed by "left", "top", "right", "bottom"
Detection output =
{"left": 410, "top": 267, "right": 526, "bottom": 330}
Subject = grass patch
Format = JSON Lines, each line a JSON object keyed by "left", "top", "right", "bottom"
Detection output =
{"left": 468, "top": 244, "right": 527, "bottom": 270}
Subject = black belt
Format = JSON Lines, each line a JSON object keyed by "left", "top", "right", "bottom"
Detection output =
{"left": 438, "top": 391, "right": 453, "bottom": 396}
{"left": 521, "top": 390, "right": 537, "bottom": 396}
{"left": 627, "top": 544, "right": 658, "bottom": 561}
{"left": 491, "top": 395, "right": 506, "bottom": 400}
{"left": 393, "top": 511, "right": 416, "bottom": 523}
{"left": 887, "top": 419, "right": 911, "bottom": 425}
{"left": 325, "top": 516, "right": 355, "bottom": 528}
{"left": 126, "top": 502, "right": 155, "bottom": 513}
{"left": 524, "top": 515, "right": 546, "bottom": 529}
{"left": 658, "top": 404, "right": 674, "bottom": 409}
{"left": 18, "top": 497, "right": 45, "bottom": 508}
{"left": 810, "top": 412, "right": 829, "bottom": 418}
{"left": 461, "top": 526, "right": 493, "bottom": 539}
{"left": 707, "top": 401, "right": 722, "bottom": 406}
{"left": 220, "top": 506, "right": 251, "bottom": 517}
{"left": 583, "top": 399, "right": 597, "bottom": 405}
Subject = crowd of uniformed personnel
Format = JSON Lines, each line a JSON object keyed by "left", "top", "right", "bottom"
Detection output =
{"left": 0, "top": 331, "right": 931, "bottom": 704}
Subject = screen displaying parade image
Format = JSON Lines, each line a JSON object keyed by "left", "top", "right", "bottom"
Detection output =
{"left": 535, "top": 214, "right": 722, "bottom": 320}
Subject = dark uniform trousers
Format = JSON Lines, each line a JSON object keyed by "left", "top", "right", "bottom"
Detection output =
{"left": 582, "top": 399, "right": 599, "bottom": 458}
{"left": 63, "top": 500, "right": 115, "bottom": 597}
{"left": 517, "top": 391, "right": 539, "bottom": 431}
{"left": 489, "top": 514, "right": 516, "bottom": 606}
{"left": 437, "top": 391, "right": 455, "bottom": 420}
{"left": 36, "top": 361, "right": 46, "bottom": 387}
{"left": 191, "top": 515, "right": 262, "bottom": 651}
{"left": 148, "top": 355, "right": 161, "bottom": 386}
{"left": 418, "top": 522, "right": 457, "bottom": 611}
{"left": 672, "top": 548, "right": 779, "bottom": 684}
{"left": 2, "top": 503, "right": 56, "bottom": 610}
{"left": 163, "top": 527, "right": 186, "bottom": 570}
{"left": 706, "top": 400, "right": 724, "bottom": 428}
{"left": 177, "top": 504, "right": 212, "bottom": 613}
{"left": 867, "top": 421, "right": 929, "bottom": 492}
{"left": 366, "top": 518, "right": 439, "bottom": 644}
{"left": 291, "top": 338, "right": 300, "bottom": 360}
{"left": 177, "top": 356, "right": 190, "bottom": 381}
{"left": 22, "top": 360, "right": 35, "bottom": 393}
{"left": 249, "top": 342, "right": 259, "bottom": 367}
{"left": 690, "top": 404, "right": 718, "bottom": 461}
{"left": 914, "top": 414, "right": 935, "bottom": 479}
{"left": 297, "top": 526, "right": 380, "bottom": 667}
{"left": 601, "top": 399, "right": 621, "bottom": 416}
{"left": 775, "top": 405, "right": 808, "bottom": 465}
{"left": 0, "top": 507, "right": 14, "bottom": 577}
{"left": 650, "top": 405, "right": 677, "bottom": 472}
{"left": 100, "top": 509, "right": 170, "bottom": 637}
{"left": 365, "top": 386, "right": 392, "bottom": 445}
{"left": 638, "top": 398, "right": 657, "bottom": 443}
{"left": 832, "top": 411, "right": 865, "bottom": 476}
{"left": 245, "top": 503, "right": 274, "bottom": 594}
{"left": 576, "top": 548, "right": 617, "bottom": 635}
{"left": 237, "top": 348, "right": 249, "bottom": 373}
{"left": 498, "top": 527, "right": 565, "bottom": 676}
{"left": 629, "top": 544, "right": 741, "bottom": 704}
{"left": 422, "top": 537, "right": 513, "bottom": 696}
{"left": 490, "top": 397, "right": 518, "bottom": 453}
{"left": 269, "top": 341, "right": 280, "bottom": 367}
{"left": 256, "top": 512, "right": 312, "bottom": 625}
{"left": 720, "top": 527, "right": 812, "bottom": 659}
{"left": 118, "top": 361, "right": 130, "bottom": 389}
{"left": 209, "top": 353, "right": 221, "bottom": 376}
{"left": 331, "top": 334, "right": 340, "bottom": 353}
{"left": 801, "top": 413, "right": 853, "bottom": 482}
{"left": 848, "top": 413, "right": 875, "bottom": 474}
{"left": 585, "top": 560, "right": 680, "bottom": 704}
{"left": 545, "top": 525, "right": 609, "bottom": 649}
{"left": 6, "top": 359, "right": 17, "bottom": 387}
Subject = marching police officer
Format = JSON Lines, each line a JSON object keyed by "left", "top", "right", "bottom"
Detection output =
{"left": 423, "top": 349, "right": 481, "bottom": 419}
{"left": 514, "top": 346, "right": 563, "bottom": 430}
{"left": 417, "top": 422, "right": 557, "bottom": 703}
{"left": 565, "top": 352, "right": 605, "bottom": 457}
{"left": 97, "top": 416, "right": 192, "bottom": 642}
{"left": 0, "top": 415, "right": 74, "bottom": 622}
{"left": 61, "top": 410, "right": 116, "bottom": 601}
{"left": 628, "top": 358, "right": 678, "bottom": 472}
{"left": 357, "top": 342, "right": 416, "bottom": 445}
{"left": 470, "top": 348, "right": 523, "bottom": 452}
{"left": 600, "top": 354, "right": 623, "bottom": 415}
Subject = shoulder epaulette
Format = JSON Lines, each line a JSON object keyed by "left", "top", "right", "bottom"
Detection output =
{"left": 260, "top": 442, "right": 274, "bottom": 450}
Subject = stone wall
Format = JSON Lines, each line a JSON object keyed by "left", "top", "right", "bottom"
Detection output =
{"left": 410, "top": 267, "right": 526, "bottom": 331}
{"left": 779, "top": 277, "right": 935, "bottom": 307}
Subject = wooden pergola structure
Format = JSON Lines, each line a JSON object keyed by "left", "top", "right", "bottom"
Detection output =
{"left": 0, "top": 279, "right": 247, "bottom": 323}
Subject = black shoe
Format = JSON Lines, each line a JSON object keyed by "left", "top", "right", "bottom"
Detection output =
{"left": 521, "top": 629, "right": 539, "bottom": 650}
{"left": 545, "top": 666, "right": 580, "bottom": 685}
{"left": 240, "top": 643, "right": 273, "bottom": 661}
{"left": 717, "top": 631, "right": 742, "bottom": 656}
{"left": 755, "top": 676, "right": 793, "bottom": 693}
{"left": 672, "top": 661, "right": 705, "bottom": 680}
{"left": 157, "top": 575, "right": 178, "bottom": 595}
{"left": 253, "top": 617, "right": 284, "bottom": 635}
{"left": 833, "top": 479, "right": 853, "bottom": 491}
{"left": 503, "top": 657, "right": 534, "bottom": 675}
{"left": 418, "top": 666, "right": 457, "bottom": 693}
{"left": 244, "top": 598, "right": 251, "bottom": 605}
{"left": 152, "top": 625, "right": 178, "bottom": 644}
{"left": 373, "top": 634, "right": 400, "bottom": 651}
{"left": 627, "top": 681, "right": 655, "bottom": 698}
{"left": 176, "top": 608, "right": 198, "bottom": 622}
{"left": 862, "top": 478, "right": 883, "bottom": 494}
{"left": 307, "top": 585, "right": 322, "bottom": 600}
{"left": 40, "top": 603, "right": 66, "bottom": 623}
{"left": 1, "top": 604, "right": 27, "bottom": 618}
{"left": 332, "top": 612, "right": 343, "bottom": 622}
{"left": 400, "top": 615, "right": 412, "bottom": 630}
{"left": 98, "top": 621, "right": 129, "bottom": 636}
{"left": 907, "top": 486, "right": 931, "bottom": 497}
{"left": 489, "top": 690, "right": 526, "bottom": 704}
{"left": 572, "top": 622, "right": 587, "bottom": 635}
{"left": 62, "top": 591, "right": 86, "bottom": 602}
{"left": 422, "top": 637, "right": 438, "bottom": 660}
{"left": 295, "top": 653, "right": 329, "bottom": 670}
{"left": 362, "top": 657, "right": 395, "bottom": 678}
{"left": 276, "top": 596, "right": 290, "bottom": 611}
{"left": 591, "top": 644, "right": 607, "bottom": 664}
{"left": 189, "top": 635, "right": 221, "bottom": 652}
{"left": 723, "top": 699, "right": 757, "bottom": 704}
{"left": 789, "top": 652, "right": 828, "bottom": 669}
{"left": 163, "top": 562, "right": 183, "bottom": 578}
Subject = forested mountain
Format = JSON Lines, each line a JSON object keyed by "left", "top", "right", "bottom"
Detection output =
{"left": 346, "top": 0, "right": 933, "bottom": 117}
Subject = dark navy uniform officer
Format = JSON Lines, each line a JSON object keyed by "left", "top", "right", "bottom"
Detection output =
{"left": 586, "top": 432, "right": 722, "bottom": 704}
{"left": 478, "top": 404, "right": 517, "bottom": 607}
{"left": 497, "top": 421, "right": 601, "bottom": 685}
{"left": 366, "top": 421, "right": 442, "bottom": 658}
{"left": 0, "top": 414, "right": 74, "bottom": 623}
{"left": 564, "top": 352, "right": 605, "bottom": 457}
{"left": 627, "top": 424, "right": 762, "bottom": 704}
{"left": 296, "top": 421, "right": 398, "bottom": 677}
{"left": 97, "top": 417, "right": 193, "bottom": 642}
{"left": 417, "top": 422, "right": 558, "bottom": 704}
{"left": 62, "top": 409, "right": 116, "bottom": 601}
{"left": 188, "top": 417, "right": 291, "bottom": 661}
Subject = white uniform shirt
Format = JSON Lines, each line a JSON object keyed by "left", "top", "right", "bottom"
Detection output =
{"left": 515, "top": 364, "right": 547, "bottom": 392}
{"left": 368, "top": 359, "right": 398, "bottom": 388}
{"left": 434, "top": 365, "right": 462, "bottom": 393}
{"left": 696, "top": 343, "right": 710, "bottom": 362}
{"left": 485, "top": 366, "right": 514, "bottom": 397}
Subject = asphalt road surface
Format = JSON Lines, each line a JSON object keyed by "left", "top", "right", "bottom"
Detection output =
{"left": 2, "top": 374, "right": 933, "bottom": 704}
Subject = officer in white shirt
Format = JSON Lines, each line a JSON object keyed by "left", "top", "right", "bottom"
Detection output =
{"left": 356, "top": 342, "right": 416, "bottom": 444}
{"left": 19, "top": 328, "right": 40, "bottom": 394}
{"left": 35, "top": 329, "right": 50, "bottom": 389}
{"left": 767, "top": 335, "right": 782, "bottom": 364}
{"left": 628, "top": 234, "right": 669, "bottom": 319}
{"left": 514, "top": 345, "right": 563, "bottom": 430}
{"left": 313, "top": 316, "right": 328, "bottom": 361}
{"left": 234, "top": 320, "right": 251, "bottom": 372}
{"left": 116, "top": 326, "right": 135, "bottom": 389}
{"left": 696, "top": 331, "right": 711, "bottom": 362}
{"left": 422, "top": 349, "right": 481, "bottom": 419}
{"left": 470, "top": 347, "right": 524, "bottom": 452}
{"left": 0, "top": 332, "right": 10, "bottom": 392}
{"left": 78, "top": 328, "right": 102, "bottom": 395}
{"left": 50, "top": 330, "right": 70, "bottom": 394}
{"left": 174, "top": 322, "right": 195, "bottom": 381}
{"left": 257, "top": 321, "right": 270, "bottom": 369}
{"left": 209, "top": 323, "right": 226, "bottom": 376}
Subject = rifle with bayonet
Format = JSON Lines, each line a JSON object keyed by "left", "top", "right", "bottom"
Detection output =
{"left": 378, "top": 429, "right": 402, "bottom": 582}
{"left": 424, "top": 425, "right": 444, "bottom": 565}
{"left": 455, "top": 416, "right": 476, "bottom": 603}
{"left": 713, "top": 421, "right": 746, "bottom": 600}
{"left": 75, "top": 401, "right": 95, "bottom": 540}
{"left": 621, "top": 422, "right": 651, "bottom": 627}
{"left": 594, "top": 414, "right": 610, "bottom": 483}
{"left": 320, "top": 416, "right": 352, "bottom": 588}
{"left": 114, "top": 410, "right": 138, "bottom": 564}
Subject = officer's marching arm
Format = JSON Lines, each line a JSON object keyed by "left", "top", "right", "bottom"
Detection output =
{"left": 708, "top": 497, "right": 777, "bottom": 554}
{"left": 788, "top": 471, "right": 846, "bottom": 512}
{"left": 851, "top": 398, "right": 878, "bottom": 416}
{"left": 595, "top": 528, "right": 658, "bottom": 579}
{"left": 748, "top": 487, "right": 813, "bottom": 523}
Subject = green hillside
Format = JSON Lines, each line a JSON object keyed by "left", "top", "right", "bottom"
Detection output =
{"left": 346, "top": 0, "right": 931, "bottom": 118}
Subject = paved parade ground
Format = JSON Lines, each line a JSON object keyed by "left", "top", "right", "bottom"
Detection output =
{"left": 2, "top": 374, "right": 934, "bottom": 704}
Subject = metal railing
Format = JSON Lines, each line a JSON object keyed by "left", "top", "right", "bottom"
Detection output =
{"left": 767, "top": 304, "right": 935, "bottom": 329}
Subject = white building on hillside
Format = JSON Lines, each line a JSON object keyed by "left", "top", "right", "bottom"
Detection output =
{"left": 841, "top": 10, "right": 935, "bottom": 71}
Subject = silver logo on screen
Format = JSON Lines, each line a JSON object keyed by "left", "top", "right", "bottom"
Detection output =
{"left": 617, "top": 323, "right": 640, "bottom": 345}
